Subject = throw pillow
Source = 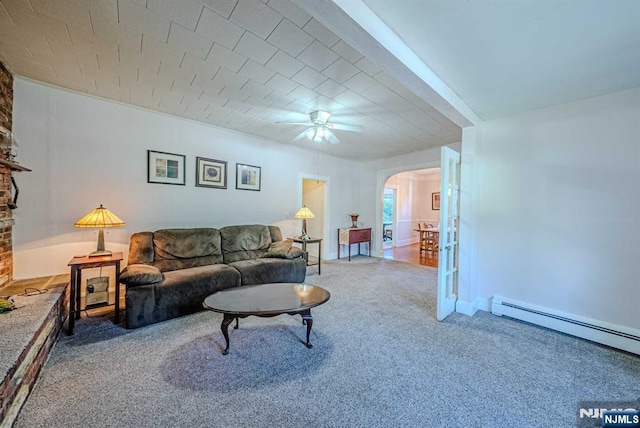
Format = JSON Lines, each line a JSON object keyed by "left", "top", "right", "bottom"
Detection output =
{"left": 264, "top": 239, "right": 296, "bottom": 259}
{"left": 120, "top": 264, "right": 164, "bottom": 285}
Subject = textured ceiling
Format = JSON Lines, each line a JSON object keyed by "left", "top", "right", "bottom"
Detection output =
{"left": 0, "top": 0, "right": 461, "bottom": 160}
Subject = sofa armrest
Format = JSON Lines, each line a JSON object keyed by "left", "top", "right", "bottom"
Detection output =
{"left": 120, "top": 264, "right": 164, "bottom": 287}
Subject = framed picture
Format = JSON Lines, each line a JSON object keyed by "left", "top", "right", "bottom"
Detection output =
{"left": 236, "top": 163, "right": 261, "bottom": 191}
{"left": 432, "top": 192, "right": 440, "bottom": 210}
{"left": 196, "top": 157, "right": 227, "bottom": 189}
{"left": 148, "top": 150, "right": 185, "bottom": 185}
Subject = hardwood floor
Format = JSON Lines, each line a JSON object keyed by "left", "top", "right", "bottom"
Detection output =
{"left": 382, "top": 243, "right": 438, "bottom": 268}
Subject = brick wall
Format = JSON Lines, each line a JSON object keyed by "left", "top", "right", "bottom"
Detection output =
{"left": 0, "top": 61, "right": 11, "bottom": 132}
{"left": 0, "top": 60, "right": 14, "bottom": 289}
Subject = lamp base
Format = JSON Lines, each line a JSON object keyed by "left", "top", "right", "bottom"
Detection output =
{"left": 88, "top": 250, "right": 112, "bottom": 258}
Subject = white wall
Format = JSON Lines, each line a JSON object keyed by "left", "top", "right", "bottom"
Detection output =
{"left": 12, "top": 78, "right": 362, "bottom": 278}
{"left": 466, "top": 86, "right": 640, "bottom": 330}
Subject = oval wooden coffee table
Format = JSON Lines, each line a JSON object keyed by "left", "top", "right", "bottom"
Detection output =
{"left": 203, "top": 283, "right": 330, "bottom": 355}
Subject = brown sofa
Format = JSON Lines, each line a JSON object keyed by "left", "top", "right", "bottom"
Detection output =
{"left": 119, "top": 224, "right": 307, "bottom": 328}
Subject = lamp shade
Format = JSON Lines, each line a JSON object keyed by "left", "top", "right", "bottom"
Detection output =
{"left": 294, "top": 206, "right": 315, "bottom": 219}
{"left": 74, "top": 204, "right": 125, "bottom": 228}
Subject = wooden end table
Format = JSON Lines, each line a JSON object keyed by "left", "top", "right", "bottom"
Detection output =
{"left": 291, "top": 237, "right": 322, "bottom": 275}
{"left": 67, "top": 252, "right": 123, "bottom": 335}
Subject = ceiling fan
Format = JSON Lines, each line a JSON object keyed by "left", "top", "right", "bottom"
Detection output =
{"left": 278, "top": 111, "right": 363, "bottom": 144}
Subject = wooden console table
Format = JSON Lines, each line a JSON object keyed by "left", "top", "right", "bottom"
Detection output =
{"left": 67, "top": 252, "right": 123, "bottom": 335}
{"left": 337, "top": 227, "right": 372, "bottom": 261}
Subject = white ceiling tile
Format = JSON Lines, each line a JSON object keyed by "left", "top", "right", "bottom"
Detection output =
{"left": 199, "top": 91, "right": 228, "bottom": 106}
{"left": 229, "top": 0, "right": 281, "bottom": 39}
{"left": 142, "top": 34, "right": 186, "bottom": 69}
{"left": 265, "top": 73, "right": 298, "bottom": 93}
{"left": 212, "top": 67, "right": 248, "bottom": 90}
{"left": 245, "top": 94, "right": 273, "bottom": 109}
{"left": 314, "top": 79, "right": 346, "bottom": 98}
{"left": 9, "top": 9, "right": 70, "bottom": 42}
{"left": 288, "top": 85, "right": 318, "bottom": 103}
{"left": 266, "top": 19, "right": 313, "bottom": 57}
{"left": 219, "top": 85, "right": 250, "bottom": 102}
{"left": 333, "top": 89, "right": 378, "bottom": 112}
{"left": 233, "top": 31, "right": 277, "bottom": 65}
{"left": 342, "top": 72, "right": 378, "bottom": 93}
{"left": 331, "top": 40, "right": 363, "bottom": 64}
{"left": 264, "top": 90, "right": 294, "bottom": 108}
{"left": 237, "top": 59, "right": 275, "bottom": 84}
{"left": 91, "top": 12, "right": 142, "bottom": 53}
{"left": 0, "top": 43, "right": 34, "bottom": 64}
{"left": 5, "top": 56, "right": 57, "bottom": 80}
{"left": 197, "top": 0, "right": 237, "bottom": 19}
{"left": 302, "top": 18, "right": 339, "bottom": 48}
{"left": 322, "top": 58, "right": 358, "bottom": 83}
{"left": 148, "top": 0, "right": 204, "bottom": 31}
{"left": 291, "top": 66, "right": 326, "bottom": 88}
{"left": 74, "top": 0, "right": 118, "bottom": 22}
{"left": 206, "top": 43, "right": 246, "bottom": 72}
{"left": 223, "top": 99, "right": 252, "bottom": 114}
{"left": 354, "top": 56, "right": 382, "bottom": 76}
{"left": 180, "top": 52, "right": 219, "bottom": 78}
{"left": 30, "top": 0, "right": 93, "bottom": 34}
{"left": 266, "top": 0, "right": 310, "bottom": 27}
{"left": 297, "top": 40, "right": 338, "bottom": 72}
{"left": 264, "top": 50, "right": 303, "bottom": 78}
{"left": 238, "top": 79, "right": 271, "bottom": 98}
{"left": 118, "top": 0, "right": 171, "bottom": 43}
{"left": 168, "top": 22, "right": 213, "bottom": 59}
{"left": 195, "top": 6, "right": 244, "bottom": 50}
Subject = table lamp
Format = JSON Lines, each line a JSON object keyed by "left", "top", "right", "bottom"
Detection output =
{"left": 74, "top": 204, "right": 125, "bottom": 257}
{"left": 294, "top": 206, "right": 315, "bottom": 238}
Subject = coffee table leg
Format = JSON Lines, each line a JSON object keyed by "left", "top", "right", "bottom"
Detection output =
{"left": 301, "top": 309, "right": 313, "bottom": 349}
{"left": 221, "top": 314, "right": 234, "bottom": 355}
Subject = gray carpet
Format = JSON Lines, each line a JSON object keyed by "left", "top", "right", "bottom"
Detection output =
{"left": 15, "top": 257, "right": 640, "bottom": 428}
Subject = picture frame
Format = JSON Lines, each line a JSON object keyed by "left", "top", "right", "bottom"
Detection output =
{"left": 147, "top": 150, "right": 185, "bottom": 185}
{"left": 196, "top": 157, "right": 227, "bottom": 189}
{"left": 236, "top": 163, "right": 261, "bottom": 191}
{"left": 432, "top": 192, "right": 440, "bottom": 210}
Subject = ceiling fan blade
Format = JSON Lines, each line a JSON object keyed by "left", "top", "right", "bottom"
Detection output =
{"left": 276, "top": 122, "right": 313, "bottom": 126}
{"left": 326, "top": 123, "right": 363, "bottom": 132}
{"left": 327, "top": 133, "right": 340, "bottom": 145}
{"left": 292, "top": 129, "right": 310, "bottom": 142}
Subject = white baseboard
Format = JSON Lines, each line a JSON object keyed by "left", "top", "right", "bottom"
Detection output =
{"left": 395, "top": 238, "right": 419, "bottom": 247}
{"left": 455, "top": 297, "right": 491, "bottom": 316}
{"left": 492, "top": 296, "right": 640, "bottom": 355}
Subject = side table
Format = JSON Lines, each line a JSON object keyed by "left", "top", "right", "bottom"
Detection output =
{"left": 67, "top": 252, "right": 123, "bottom": 335}
{"left": 291, "top": 237, "right": 322, "bottom": 275}
{"left": 337, "top": 228, "right": 372, "bottom": 261}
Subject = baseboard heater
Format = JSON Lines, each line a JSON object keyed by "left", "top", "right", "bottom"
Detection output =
{"left": 492, "top": 296, "right": 640, "bottom": 355}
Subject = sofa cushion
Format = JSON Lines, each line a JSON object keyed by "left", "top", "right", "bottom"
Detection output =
{"left": 263, "top": 240, "right": 305, "bottom": 259}
{"left": 120, "top": 264, "right": 164, "bottom": 286}
{"left": 125, "top": 264, "right": 241, "bottom": 329}
{"left": 152, "top": 228, "right": 223, "bottom": 271}
{"left": 220, "top": 225, "right": 272, "bottom": 263}
{"left": 228, "top": 258, "right": 307, "bottom": 285}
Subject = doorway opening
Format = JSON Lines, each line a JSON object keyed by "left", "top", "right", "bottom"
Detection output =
{"left": 380, "top": 168, "right": 440, "bottom": 268}
{"left": 301, "top": 178, "right": 327, "bottom": 262}
{"left": 382, "top": 187, "right": 396, "bottom": 249}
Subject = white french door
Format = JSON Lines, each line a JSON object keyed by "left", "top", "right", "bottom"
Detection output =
{"left": 436, "top": 146, "right": 461, "bottom": 321}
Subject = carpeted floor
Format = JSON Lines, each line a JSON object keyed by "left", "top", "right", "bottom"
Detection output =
{"left": 15, "top": 257, "right": 640, "bottom": 427}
